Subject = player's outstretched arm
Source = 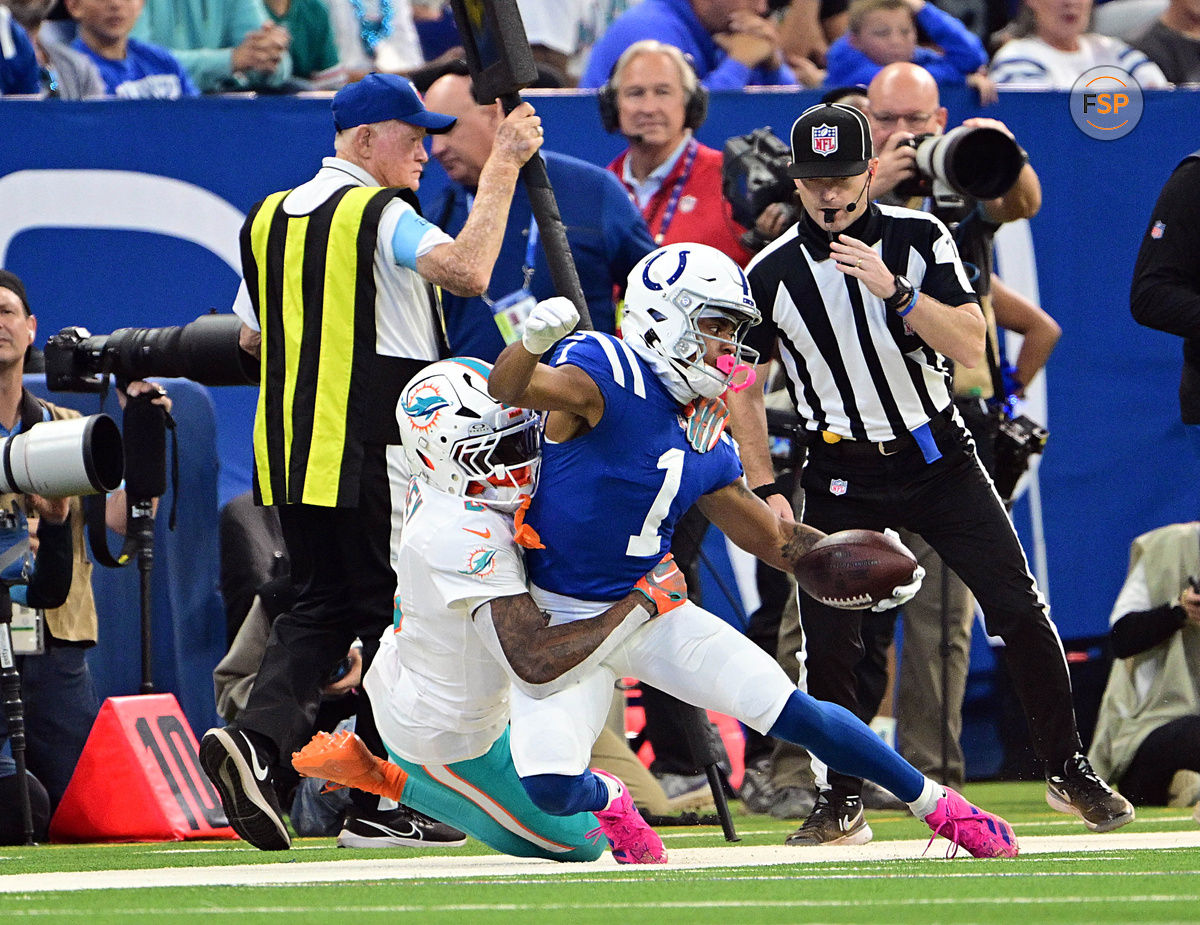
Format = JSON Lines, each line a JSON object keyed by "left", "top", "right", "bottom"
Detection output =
{"left": 473, "top": 555, "right": 687, "bottom": 695}
{"left": 489, "top": 297, "right": 604, "bottom": 430}
{"left": 696, "top": 478, "right": 825, "bottom": 575}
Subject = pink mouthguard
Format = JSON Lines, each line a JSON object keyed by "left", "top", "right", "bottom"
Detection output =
{"left": 716, "top": 354, "right": 756, "bottom": 393}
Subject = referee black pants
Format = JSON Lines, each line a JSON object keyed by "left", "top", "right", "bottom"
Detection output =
{"left": 239, "top": 445, "right": 395, "bottom": 770}
{"left": 796, "top": 412, "right": 1081, "bottom": 795}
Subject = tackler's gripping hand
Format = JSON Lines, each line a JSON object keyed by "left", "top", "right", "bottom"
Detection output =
{"left": 634, "top": 552, "right": 688, "bottom": 616}
{"left": 523, "top": 297, "right": 580, "bottom": 356}
{"left": 870, "top": 529, "right": 925, "bottom": 612}
{"left": 684, "top": 396, "right": 730, "bottom": 453}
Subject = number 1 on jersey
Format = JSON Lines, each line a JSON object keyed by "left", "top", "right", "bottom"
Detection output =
{"left": 626, "top": 448, "right": 685, "bottom": 557}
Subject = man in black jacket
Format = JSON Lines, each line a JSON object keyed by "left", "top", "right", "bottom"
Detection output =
{"left": 1131, "top": 149, "right": 1200, "bottom": 457}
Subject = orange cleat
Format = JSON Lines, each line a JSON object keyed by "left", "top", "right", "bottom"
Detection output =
{"left": 291, "top": 729, "right": 409, "bottom": 802}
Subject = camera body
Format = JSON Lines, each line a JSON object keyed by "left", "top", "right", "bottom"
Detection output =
{"left": 992, "top": 413, "right": 1048, "bottom": 501}
{"left": 44, "top": 314, "right": 258, "bottom": 393}
{"left": 722, "top": 127, "right": 799, "bottom": 231}
{"left": 894, "top": 124, "right": 1026, "bottom": 208}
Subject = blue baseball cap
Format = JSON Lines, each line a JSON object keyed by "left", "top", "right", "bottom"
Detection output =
{"left": 332, "top": 74, "right": 457, "bottom": 134}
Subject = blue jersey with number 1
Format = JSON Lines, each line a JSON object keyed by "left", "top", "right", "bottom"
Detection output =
{"left": 525, "top": 332, "right": 743, "bottom": 601}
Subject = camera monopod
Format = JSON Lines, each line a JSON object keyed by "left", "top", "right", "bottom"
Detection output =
{"left": 86, "top": 389, "right": 177, "bottom": 695}
{"left": 0, "top": 583, "right": 35, "bottom": 845}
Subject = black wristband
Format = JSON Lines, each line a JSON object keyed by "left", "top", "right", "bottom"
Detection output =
{"left": 752, "top": 481, "right": 782, "bottom": 501}
{"left": 884, "top": 275, "right": 914, "bottom": 313}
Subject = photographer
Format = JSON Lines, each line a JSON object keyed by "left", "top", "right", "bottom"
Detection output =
{"left": 854, "top": 61, "right": 1060, "bottom": 801}
{"left": 1088, "top": 520, "right": 1200, "bottom": 815}
{"left": 0, "top": 270, "right": 168, "bottom": 842}
{"left": 725, "top": 100, "right": 1129, "bottom": 846}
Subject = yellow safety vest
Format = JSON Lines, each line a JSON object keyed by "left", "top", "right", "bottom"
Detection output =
{"left": 241, "top": 184, "right": 404, "bottom": 508}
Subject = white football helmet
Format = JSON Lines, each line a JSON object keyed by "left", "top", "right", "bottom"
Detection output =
{"left": 398, "top": 359, "right": 541, "bottom": 508}
{"left": 621, "top": 242, "right": 761, "bottom": 401}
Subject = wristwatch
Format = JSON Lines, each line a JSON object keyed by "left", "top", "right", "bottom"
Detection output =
{"left": 884, "top": 274, "right": 915, "bottom": 313}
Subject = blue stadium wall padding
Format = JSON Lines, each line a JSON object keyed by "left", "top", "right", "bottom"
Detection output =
{"left": 2, "top": 88, "right": 1198, "bottom": 663}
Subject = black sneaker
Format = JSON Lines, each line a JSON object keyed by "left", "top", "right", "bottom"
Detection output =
{"left": 337, "top": 804, "right": 468, "bottom": 849}
{"left": 199, "top": 727, "right": 291, "bottom": 851}
{"left": 1046, "top": 753, "right": 1135, "bottom": 833}
{"left": 785, "top": 791, "right": 873, "bottom": 846}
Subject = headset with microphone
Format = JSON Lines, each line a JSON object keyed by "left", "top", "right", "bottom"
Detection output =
{"left": 820, "top": 164, "right": 875, "bottom": 227}
{"left": 597, "top": 44, "right": 709, "bottom": 138}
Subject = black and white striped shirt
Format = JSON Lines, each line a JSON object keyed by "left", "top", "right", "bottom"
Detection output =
{"left": 744, "top": 203, "right": 977, "bottom": 443}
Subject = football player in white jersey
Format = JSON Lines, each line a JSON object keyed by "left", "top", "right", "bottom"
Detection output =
{"left": 487, "top": 242, "right": 1019, "bottom": 861}
{"left": 293, "top": 358, "right": 687, "bottom": 862}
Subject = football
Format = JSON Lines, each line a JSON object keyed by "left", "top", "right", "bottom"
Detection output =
{"left": 793, "top": 529, "right": 919, "bottom": 610}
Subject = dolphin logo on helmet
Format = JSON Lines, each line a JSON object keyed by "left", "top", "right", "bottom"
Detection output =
{"left": 398, "top": 359, "right": 542, "bottom": 509}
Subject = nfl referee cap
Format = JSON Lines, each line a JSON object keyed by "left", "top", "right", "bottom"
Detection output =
{"left": 787, "top": 103, "right": 873, "bottom": 179}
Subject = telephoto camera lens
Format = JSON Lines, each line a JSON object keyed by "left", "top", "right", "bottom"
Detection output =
{"left": 897, "top": 125, "right": 1026, "bottom": 201}
{"left": 0, "top": 414, "right": 123, "bottom": 496}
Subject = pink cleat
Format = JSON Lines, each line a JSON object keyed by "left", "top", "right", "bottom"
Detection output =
{"left": 923, "top": 787, "right": 1019, "bottom": 859}
{"left": 586, "top": 770, "right": 667, "bottom": 864}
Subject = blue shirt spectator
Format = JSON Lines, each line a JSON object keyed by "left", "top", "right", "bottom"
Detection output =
{"left": 429, "top": 150, "right": 656, "bottom": 361}
{"left": 581, "top": 0, "right": 796, "bottom": 90}
{"left": 824, "top": 0, "right": 987, "bottom": 88}
{"left": 71, "top": 35, "right": 198, "bottom": 97}
{"left": 1, "top": 6, "right": 40, "bottom": 95}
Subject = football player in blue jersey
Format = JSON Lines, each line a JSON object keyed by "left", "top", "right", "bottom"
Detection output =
{"left": 488, "top": 241, "right": 1019, "bottom": 861}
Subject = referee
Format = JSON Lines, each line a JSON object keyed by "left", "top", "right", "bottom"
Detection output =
{"left": 727, "top": 102, "right": 1134, "bottom": 846}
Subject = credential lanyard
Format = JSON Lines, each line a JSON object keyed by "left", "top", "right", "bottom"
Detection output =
{"left": 519, "top": 216, "right": 540, "bottom": 289}
{"left": 467, "top": 192, "right": 540, "bottom": 302}
{"left": 653, "top": 138, "right": 698, "bottom": 245}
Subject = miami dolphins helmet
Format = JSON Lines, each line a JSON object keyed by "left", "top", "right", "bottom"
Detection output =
{"left": 398, "top": 358, "right": 541, "bottom": 507}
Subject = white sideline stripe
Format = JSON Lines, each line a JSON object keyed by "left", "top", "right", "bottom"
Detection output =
{"left": 2, "top": 831, "right": 1199, "bottom": 893}
{"left": 7, "top": 896, "right": 1200, "bottom": 917}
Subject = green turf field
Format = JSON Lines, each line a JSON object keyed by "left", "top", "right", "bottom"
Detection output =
{"left": 3, "top": 783, "right": 1199, "bottom": 924}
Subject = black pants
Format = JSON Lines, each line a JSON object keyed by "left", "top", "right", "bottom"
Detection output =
{"left": 239, "top": 446, "right": 395, "bottom": 769}
{"left": 853, "top": 397, "right": 1001, "bottom": 782}
{"left": 1119, "top": 715, "right": 1200, "bottom": 806}
{"left": 798, "top": 410, "right": 1080, "bottom": 796}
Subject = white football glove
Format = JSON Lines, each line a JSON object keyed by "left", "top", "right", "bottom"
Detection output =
{"left": 870, "top": 528, "right": 924, "bottom": 611}
{"left": 870, "top": 564, "right": 925, "bottom": 612}
{"left": 684, "top": 396, "right": 729, "bottom": 453}
{"left": 522, "top": 296, "right": 580, "bottom": 356}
